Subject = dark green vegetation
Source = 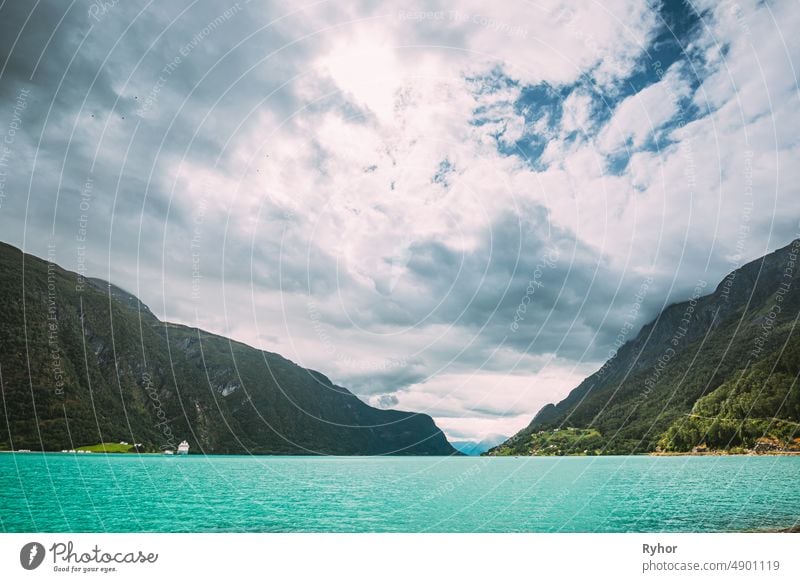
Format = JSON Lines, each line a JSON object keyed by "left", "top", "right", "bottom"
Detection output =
{"left": 490, "top": 239, "right": 800, "bottom": 456}
{"left": 0, "top": 242, "right": 457, "bottom": 455}
{"left": 658, "top": 343, "right": 800, "bottom": 452}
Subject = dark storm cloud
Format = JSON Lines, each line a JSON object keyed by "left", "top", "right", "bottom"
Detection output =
{"left": 317, "top": 208, "right": 644, "bottom": 364}
{"left": 0, "top": 0, "right": 320, "bottom": 295}
{"left": 343, "top": 360, "right": 429, "bottom": 396}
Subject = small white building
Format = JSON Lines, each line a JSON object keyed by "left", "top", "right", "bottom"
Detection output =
{"left": 177, "top": 440, "right": 190, "bottom": 455}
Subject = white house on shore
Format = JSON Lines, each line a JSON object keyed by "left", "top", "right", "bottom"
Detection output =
{"left": 177, "top": 440, "right": 190, "bottom": 455}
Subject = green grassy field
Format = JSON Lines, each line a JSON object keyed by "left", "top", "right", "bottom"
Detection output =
{"left": 76, "top": 442, "right": 135, "bottom": 453}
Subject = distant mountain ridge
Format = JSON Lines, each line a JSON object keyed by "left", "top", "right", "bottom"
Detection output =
{"left": 0, "top": 242, "right": 457, "bottom": 455}
{"left": 490, "top": 239, "right": 800, "bottom": 456}
{"left": 451, "top": 433, "right": 508, "bottom": 455}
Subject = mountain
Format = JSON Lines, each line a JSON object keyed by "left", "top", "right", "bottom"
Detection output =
{"left": 0, "top": 242, "right": 457, "bottom": 455}
{"left": 451, "top": 434, "right": 509, "bottom": 456}
{"left": 489, "top": 239, "right": 800, "bottom": 456}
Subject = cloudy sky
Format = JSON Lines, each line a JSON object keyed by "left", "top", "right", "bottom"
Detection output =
{"left": 0, "top": 0, "right": 798, "bottom": 442}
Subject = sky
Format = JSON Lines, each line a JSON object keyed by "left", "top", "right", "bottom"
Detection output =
{"left": 0, "top": 0, "right": 798, "bottom": 442}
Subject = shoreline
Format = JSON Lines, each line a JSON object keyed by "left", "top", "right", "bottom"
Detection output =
{"left": 649, "top": 451, "right": 800, "bottom": 457}
{"left": 4, "top": 450, "right": 800, "bottom": 457}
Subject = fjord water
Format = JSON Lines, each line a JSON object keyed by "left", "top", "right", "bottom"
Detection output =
{"left": 1, "top": 454, "right": 797, "bottom": 532}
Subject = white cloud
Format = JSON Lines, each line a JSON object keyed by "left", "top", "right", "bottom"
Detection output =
{"left": 560, "top": 89, "right": 596, "bottom": 136}
{"left": 597, "top": 63, "right": 691, "bottom": 153}
{"left": 392, "top": 365, "right": 595, "bottom": 439}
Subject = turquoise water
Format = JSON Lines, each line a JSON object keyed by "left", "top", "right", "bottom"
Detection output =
{"left": 1, "top": 453, "right": 798, "bottom": 532}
